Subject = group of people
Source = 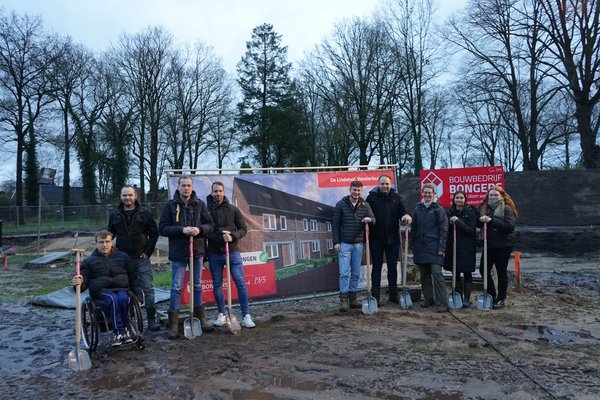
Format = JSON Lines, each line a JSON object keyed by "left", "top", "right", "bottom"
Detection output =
{"left": 72, "top": 177, "right": 255, "bottom": 345}
{"left": 332, "top": 174, "right": 518, "bottom": 313}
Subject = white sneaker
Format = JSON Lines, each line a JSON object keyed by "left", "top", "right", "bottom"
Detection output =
{"left": 213, "top": 313, "right": 226, "bottom": 327}
{"left": 241, "top": 314, "right": 255, "bottom": 328}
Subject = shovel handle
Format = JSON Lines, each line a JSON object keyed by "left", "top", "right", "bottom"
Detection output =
{"left": 225, "top": 241, "right": 232, "bottom": 311}
{"left": 403, "top": 225, "right": 409, "bottom": 285}
{"left": 189, "top": 236, "right": 194, "bottom": 312}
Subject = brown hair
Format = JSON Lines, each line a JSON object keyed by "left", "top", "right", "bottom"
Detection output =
{"left": 479, "top": 185, "right": 518, "bottom": 217}
{"left": 452, "top": 190, "right": 469, "bottom": 206}
{"left": 350, "top": 180, "right": 363, "bottom": 188}
{"left": 95, "top": 230, "right": 113, "bottom": 242}
{"left": 211, "top": 181, "right": 225, "bottom": 191}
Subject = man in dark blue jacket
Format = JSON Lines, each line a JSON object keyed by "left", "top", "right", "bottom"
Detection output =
{"left": 333, "top": 180, "right": 375, "bottom": 312}
{"left": 72, "top": 230, "right": 138, "bottom": 346}
{"left": 410, "top": 183, "right": 448, "bottom": 311}
{"left": 366, "top": 174, "right": 412, "bottom": 305}
{"left": 108, "top": 185, "right": 160, "bottom": 331}
{"left": 159, "top": 175, "right": 214, "bottom": 339}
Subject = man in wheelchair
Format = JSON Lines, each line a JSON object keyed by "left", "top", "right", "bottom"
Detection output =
{"left": 72, "top": 230, "right": 141, "bottom": 347}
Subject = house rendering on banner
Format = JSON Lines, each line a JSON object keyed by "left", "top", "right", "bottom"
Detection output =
{"left": 231, "top": 178, "right": 335, "bottom": 269}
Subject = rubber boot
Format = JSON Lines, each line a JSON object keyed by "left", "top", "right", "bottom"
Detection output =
{"left": 463, "top": 282, "right": 473, "bottom": 308}
{"left": 167, "top": 310, "right": 179, "bottom": 339}
{"left": 349, "top": 292, "right": 361, "bottom": 309}
{"left": 194, "top": 305, "right": 215, "bottom": 332}
{"left": 146, "top": 307, "right": 160, "bottom": 331}
{"left": 371, "top": 287, "right": 380, "bottom": 306}
{"left": 339, "top": 293, "right": 349, "bottom": 312}
{"left": 388, "top": 286, "right": 399, "bottom": 304}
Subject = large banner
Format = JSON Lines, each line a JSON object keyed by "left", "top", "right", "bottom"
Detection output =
{"left": 168, "top": 170, "right": 395, "bottom": 304}
{"left": 420, "top": 166, "right": 504, "bottom": 207}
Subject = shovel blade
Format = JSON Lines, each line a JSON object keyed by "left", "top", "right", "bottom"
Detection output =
{"left": 68, "top": 349, "right": 91, "bottom": 371}
{"left": 448, "top": 292, "right": 463, "bottom": 310}
{"left": 361, "top": 296, "right": 378, "bottom": 315}
{"left": 398, "top": 291, "right": 413, "bottom": 309}
{"left": 183, "top": 316, "right": 202, "bottom": 339}
{"left": 476, "top": 294, "right": 493, "bottom": 311}
{"left": 226, "top": 313, "right": 242, "bottom": 335}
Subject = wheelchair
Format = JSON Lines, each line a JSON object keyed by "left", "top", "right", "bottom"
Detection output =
{"left": 80, "top": 290, "right": 145, "bottom": 356}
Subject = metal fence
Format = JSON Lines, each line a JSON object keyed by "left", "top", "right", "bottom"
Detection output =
{"left": 0, "top": 203, "right": 165, "bottom": 235}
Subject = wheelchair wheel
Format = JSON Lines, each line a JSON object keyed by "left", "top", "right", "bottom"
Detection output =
{"left": 127, "top": 296, "right": 144, "bottom": 343}
{"left": 81, "top": 298, "right": 99, "bottom": 353}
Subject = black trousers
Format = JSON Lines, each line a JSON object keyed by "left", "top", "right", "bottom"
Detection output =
{"left": 480, "top": 246, "right": 513, "bottom": 301}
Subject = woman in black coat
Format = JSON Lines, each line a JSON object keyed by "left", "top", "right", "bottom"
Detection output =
{"left": 478, "top": 186, "right": 517, "bottom": 309}
{"left": 443, "top": 191, "right": 477, "bottom": 307}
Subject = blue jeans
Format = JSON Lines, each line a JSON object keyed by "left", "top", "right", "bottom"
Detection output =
{"left": 133, "top": 256, "right": 155, "bottom": 308}
{"left": 338, "top": 242, "right": 363, "bottom": 293}
{"left": 97, "top": 289, "right": 129, "bottom": 334}
{"left": 169, "top": 258, "right": 203, "bottom": 312}
{"left": 208, "top": 251, "right": 250, "bottom": 316}
{"left": 370, "top": 242, "right": 400, "bottom": 289}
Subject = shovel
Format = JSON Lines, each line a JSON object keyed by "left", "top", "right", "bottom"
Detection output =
{"left": 184, "top": 236, "right": 202, "bottom": 339}
{"left": 69, "top": 249, "right": 91, "bottom": 371}
{"left": 398, "top": 225, "right": 413, "bottom": 309}
{"left": 448, "top": 224, "right": 463, "bottom": 309}
{"left": 477, "top": 222, "right": 493, "bottom": 311}
{"left": 361, "top": 224, "right": 378, "bottom": 315}
{"left": 224, "top": 235, "right": 241, "bottom": 334}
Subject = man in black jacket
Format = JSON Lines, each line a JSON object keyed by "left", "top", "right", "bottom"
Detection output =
{"left": 333, "top": 180, "right": 375, "bottom": 312}
{"left": 206, "top": 181, "right": 255, "bottom": 328}
{"left": 108, "top": 185, "right": 160, "bottom": 330}
{"left": 366, "top": 174, "right": 412, "bottom": 305}
{"left": 72, "top": 230, "right": 138, "bottom": 346}
{"left": 159, "top": 175, "right": 214, "bottom": 339}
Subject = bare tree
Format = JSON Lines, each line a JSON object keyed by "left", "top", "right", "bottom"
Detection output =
{"left": 537, "top": 0, "right": 600, "bottom": 168}
{"left": 445, "top": 0, "right": 564, "bottom": 170}
{"left": 47, "top": 39, "right": 93, "bottom": 205}
{"left": 0, "top": 11, "right": 62, "bottom": 220}
{"left": 113, "top": 26, "right": 175, "bottom": 202}
{"left": 383, "top": 0, "right": 442, "bottom": 174}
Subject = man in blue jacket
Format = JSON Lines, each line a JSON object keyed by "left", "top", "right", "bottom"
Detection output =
{"left": 159, "top": 176, "right": 214, "bottom": 339}
{"left": 108, "top": 185, "right": 160, "bottom": 331}
{"left": 333, "top": 180, "right": 375, "bottom": 312}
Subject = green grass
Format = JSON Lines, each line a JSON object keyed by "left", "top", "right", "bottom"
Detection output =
{"left": 153, "top": 270, "right": 172, "bottom": 288}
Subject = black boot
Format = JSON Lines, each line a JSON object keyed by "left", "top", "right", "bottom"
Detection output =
{"left": 167, "top": 310, "right": 179, "bottom": 339}
{"left": 371, "top": 287, "right": 380, "bottom": 306}
{"left": 463, "top": 282, "right": 473, "bottom": 308}
{"left": 388, "top": 286, "right": 399, "bottom": 304}
{"left": 339, "top": 293, "right": 349, "bottom": 312}
{"left": 349, "top": 292, "right": 361, "bottom": 309}
{"left": 146, "top": 307, "right": 160, "bottom": 331}
{"left": 194, "top": 305, "right": 215, "bottom": 332}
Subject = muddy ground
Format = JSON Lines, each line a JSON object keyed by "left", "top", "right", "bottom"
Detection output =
{"left": 0, "top": 236, "right": 599, "bottom": 400}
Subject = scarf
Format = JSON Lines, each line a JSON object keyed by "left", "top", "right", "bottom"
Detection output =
{"left": 481, "top": 199, "right": 505, "bottom": 218}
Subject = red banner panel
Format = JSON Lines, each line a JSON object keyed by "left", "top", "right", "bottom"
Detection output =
{"left": 180, "top": 262, "right": 277, "bottom": 305}
{"left": 317, "top": 170, "right": 393, "bottom": 188}
{"left": 420, "top": 166, "right": 504, "bottom": 207}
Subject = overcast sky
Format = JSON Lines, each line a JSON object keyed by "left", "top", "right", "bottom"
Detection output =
{"left": 0, "top": 0, "right": 468, "bottom": 181}
{"left": 2, "top": 0, "right": 467, "bottom": 73}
